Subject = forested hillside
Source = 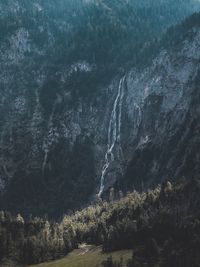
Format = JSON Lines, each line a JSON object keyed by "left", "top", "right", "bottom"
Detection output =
{"left": 1, "top": 177, "right": 200, "bottom": 266}
{"left": 1, "top": 0, "right": 198, "bottom": 95}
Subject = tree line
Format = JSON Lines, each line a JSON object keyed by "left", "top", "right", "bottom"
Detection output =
{"left": 1, "top": 178, "right": 200, "bottom": 266}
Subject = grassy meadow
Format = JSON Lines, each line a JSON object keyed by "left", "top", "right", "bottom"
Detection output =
{"left": 30, "top": 245, "right": 132, "bottom": 267}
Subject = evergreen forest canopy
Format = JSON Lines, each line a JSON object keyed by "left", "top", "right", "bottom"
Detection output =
{"left": 1, "top": 178, "right": 200, "bottom": 266}
{"left": 1, "top": 0, "right": 200, "bottom": 97}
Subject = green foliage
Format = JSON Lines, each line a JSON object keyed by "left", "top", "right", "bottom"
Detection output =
{"left": 1, "top": 0, "right": 199, "bottom": 98}
{"left": 1, "top": 179, "right": 200, "bottom": 266}
{"left": 0, "top": 214, "right": 76, "bottom": 265}
{"left": 62, "top": 179, "right": 200, "bottom": 267}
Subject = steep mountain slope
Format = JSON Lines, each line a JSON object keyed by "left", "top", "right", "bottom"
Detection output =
{"left": 121, "top": 15, "right": 200, "bottom": 191}
{"left": 0, "top": 1, "right": 200, "bottom": 217}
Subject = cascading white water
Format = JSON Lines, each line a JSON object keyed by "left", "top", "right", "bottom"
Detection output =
{"left": 98, "top": 76, "right": 125, "bottom": 196}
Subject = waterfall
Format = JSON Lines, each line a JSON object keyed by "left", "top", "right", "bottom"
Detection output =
{"left": 42, "top": 99, "right": 58, "bottom": 173}
{"left": 98, "top": 76, "right": 125, "bottom": 196}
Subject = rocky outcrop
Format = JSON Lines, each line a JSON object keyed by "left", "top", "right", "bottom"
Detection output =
{"left": 97, "top": 26, "right": 200, "bottom": 193}
{"left": 121, "top": 27, "right": 200, "bottom": 190}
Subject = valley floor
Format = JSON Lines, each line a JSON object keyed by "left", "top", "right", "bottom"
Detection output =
{"left": 29, "top": 245, "right": 132, "bottom": 267}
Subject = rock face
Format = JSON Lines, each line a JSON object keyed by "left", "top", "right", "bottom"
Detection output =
{"left": 122, "top": 28, "right": 200, "bottom": 190}
{"left": 97, "top": 25, "right": 200, "bottom": 193}
{"left": 0, "top": 1, "right": 200, "bottom": 216}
